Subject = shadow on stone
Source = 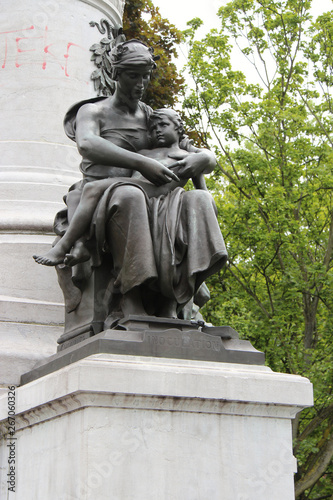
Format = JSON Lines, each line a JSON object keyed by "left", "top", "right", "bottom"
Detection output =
{"left": 21, "top": 315, "right": 264, "bottom": 385}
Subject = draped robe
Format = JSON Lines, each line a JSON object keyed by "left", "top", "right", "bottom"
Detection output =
{"left": 57, "top": 98, "right": 228, "bottom": 313}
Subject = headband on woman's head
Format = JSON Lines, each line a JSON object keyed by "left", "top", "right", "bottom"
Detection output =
{"left": 110, "top": 39, "right": 159, "bottom": 78}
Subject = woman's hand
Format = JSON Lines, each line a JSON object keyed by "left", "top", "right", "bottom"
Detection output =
{"left": 138, "top": 157, "right": 180, "bottom": 186}
{"left": 168, "top": 150, "right": 216, "bottom": 179}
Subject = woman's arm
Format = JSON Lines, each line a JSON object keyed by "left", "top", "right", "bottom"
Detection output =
{"left": 75, "top": 104, "right": 179, "bottom": 186}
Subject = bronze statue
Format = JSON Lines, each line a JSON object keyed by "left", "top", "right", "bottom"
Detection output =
{"left": 33, "top": 39, "right": 228, "bottom": 336}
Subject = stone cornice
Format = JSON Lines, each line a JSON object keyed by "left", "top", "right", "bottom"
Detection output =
{"left": 0, "top": 354, "right": 313, "bottom": 435}
{"left": 0, "top": 390, "right": 307, "bottom": 436}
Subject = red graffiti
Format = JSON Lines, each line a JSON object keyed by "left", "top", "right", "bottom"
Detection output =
{"left": 2, "top": 34, "right": 7, "bottom": 69}
{"left": 43, "top": 27, "right": 65, "bottom": 71}
{"left": 15, "top": 30, "right": 44, "bottom": 68}
{"left": 0, "top": 26, "right": 34, "bottom": 68}
{"left": 64, "top": 43, "right": 86, "bottom": 77}
{"left": 0, "top": 25, "right": 87, "bottom": 77}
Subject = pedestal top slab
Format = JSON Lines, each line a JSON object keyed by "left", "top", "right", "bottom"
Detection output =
{"left": 0, "top": 353, "right": 313, "bottom": 431}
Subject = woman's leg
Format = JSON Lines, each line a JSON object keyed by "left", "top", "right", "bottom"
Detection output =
{"left": 105, "top": 185, "right": 157, "bottom": 315}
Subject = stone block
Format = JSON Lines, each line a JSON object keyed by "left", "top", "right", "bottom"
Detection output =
{"left": 0, "top": 354, "right": 313, "bottom": 500}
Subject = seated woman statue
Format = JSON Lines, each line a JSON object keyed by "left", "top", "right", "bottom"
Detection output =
{"left": 34, "top": 108, "right": 205, "bottom": 267}
{"left": 34, "top": 39, "right": 228, "bottom": 322}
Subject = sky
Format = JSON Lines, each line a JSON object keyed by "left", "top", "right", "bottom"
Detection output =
{"left": 154, "top": 0, "right": 222, "bottom": 31}
{"left": 152, "top": 0, "right": 333, "bottom": 79}
{"left": 153, "top": 0, "right": 333, "bottom": 31}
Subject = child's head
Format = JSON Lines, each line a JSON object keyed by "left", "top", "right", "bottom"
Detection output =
{"left": 148, "top": 109, "right": 185, "bottom": 147}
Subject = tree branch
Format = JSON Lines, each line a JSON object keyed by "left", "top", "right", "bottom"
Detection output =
{"left": 294, "top": 403, "right": 333, "bottom": 454}
{"left": 295, "top": 428, "right": 333, "bottom": 497}
{"left": 227, "top": 263, "right": 272, "bottom": 319}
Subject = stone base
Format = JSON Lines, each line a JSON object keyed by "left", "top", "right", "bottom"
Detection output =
{"left": 0, "top": 354, "right": 313, "bottom": 500}
{"left": 21, "top": 316, "right": 265, "bottom": 384}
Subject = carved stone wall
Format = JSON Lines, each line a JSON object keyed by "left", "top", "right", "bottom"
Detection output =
{"left": 0, "top": 0, "right": 125, "bottom": 388}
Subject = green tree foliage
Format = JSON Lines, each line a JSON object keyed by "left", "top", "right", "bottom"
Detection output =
{"left": 182, "top": 1, "right": 333, "bottom": 498}
{"left": 123, "top": 0, "right": 184, "bottom": 108}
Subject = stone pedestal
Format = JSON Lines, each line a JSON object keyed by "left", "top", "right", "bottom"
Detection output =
{"left": 0, "top": 0, "right": 125, "bottom": 388}
{"left": 0, "top": 354, "right": 313, "bottom": 500}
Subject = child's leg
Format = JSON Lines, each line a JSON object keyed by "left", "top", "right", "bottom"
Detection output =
{"left": 63, "top": 238, "right": 91, "bottom": 267}
{"left": 33, "top": 178, "right": 114, "bottom": 266}
{"left": 66, "top": 187, "right": 83, "bottom": 222}
{"left": 56, "top": 179, "right": 110, "bottom": 250}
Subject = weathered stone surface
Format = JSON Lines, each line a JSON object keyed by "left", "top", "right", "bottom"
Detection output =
{"left": 0, "top": 354, "right": 313, "bottom": 500}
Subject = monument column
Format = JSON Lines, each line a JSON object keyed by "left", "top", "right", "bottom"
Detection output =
{"left": 0, "top": 0, "right": 125, "bottom": 388}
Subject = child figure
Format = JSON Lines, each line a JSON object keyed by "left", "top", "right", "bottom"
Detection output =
{"left": 33, "top": 109, "right": 206, "bottom": 267}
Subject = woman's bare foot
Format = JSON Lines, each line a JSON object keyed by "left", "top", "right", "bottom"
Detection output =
{"left": 33, "top": 246, "right": 66, "bottom": 266}
{"left": 63, "top": 241, "right": 91, "bottom": 266}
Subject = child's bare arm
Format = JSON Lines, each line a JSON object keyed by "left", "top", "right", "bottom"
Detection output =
{"left": 192, "top": 174, "right": 208, "bottom": 190}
